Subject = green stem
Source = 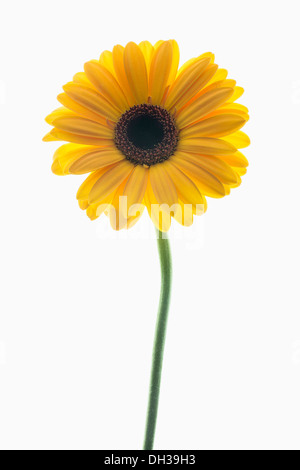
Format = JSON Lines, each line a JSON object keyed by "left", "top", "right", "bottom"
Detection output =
{"left": 143, "top": 228, "right": 172, "bottom": 450}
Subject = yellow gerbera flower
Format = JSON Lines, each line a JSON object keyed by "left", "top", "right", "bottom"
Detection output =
{"left": 44, "top": 40, "right": 249, "bottom": 231}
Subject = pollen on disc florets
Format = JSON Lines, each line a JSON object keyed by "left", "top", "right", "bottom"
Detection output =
{"left": 114, "top": 104, "right": 179, "bottom": 166}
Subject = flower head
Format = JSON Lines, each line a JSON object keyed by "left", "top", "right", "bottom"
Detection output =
{"left": 44, "top": 40, "right": 249, "bottom": 231}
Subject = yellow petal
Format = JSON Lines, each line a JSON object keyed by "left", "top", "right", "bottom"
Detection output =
{"left": 84, "top": 61, "right": 129, "bottom": 112}
{"left": 109, "top": 176, "right": 144, "bottom": 230}
{"left": 99, "top": 50, "right": 116, "bottom": 77}
{"left": 170, "top": 154, "right": 225, "bottom": 198}
{"left": 72, "top": 72, "right": 93, "bottom": 87}
{"left": 227, "top": 86, "right": 244, "bottom": 103}
{"left": 144, "top": 180, "right": 172, "bottom": 232}
{"left": 139, "top": 41, "right": 154, "bottom": 76}
{"left": 109, "top": 176, "right": 128, "bottom": 230}
{"left": 109, "top": 177, "right": 128, "bottom": 229}
{"left": 220, "top": 102, "right": 249, "bottom": 114}
{"left": 217, "top": 151, "right": 249, "bottom": 168}
{"left": 173, "top": 152, "right": 238, "bottom": 185}
{"left": 176, "top": 87, "right": 234, "bottom": 128}
{"left": 198, "top": 52, "right": 215, "bottom": 63}
{"left": 63, "top": 82, "right": 120, "bottom": 121}
{"left": 79, "top": 200, "right": 89, "bottom": 210}
{"left": 149, "top": 163, "right": 178, "bottom": 208}
{"left": 165, "top": 57, "right": 212, "bottom": 110}
{"left": 177, "top": 137, "right": 237, "bottom": 155}
{"left": 180, "top": 114, "right": 248, "bottom": 138}
{"left": 112, "top": 45, "right": 136, "bottom": 107}
{"left": 58, "top": 93, "right": 108, "bottom": 125}
{"left": 52, "top": 143, "right": 102, "bottom": 175}
{"left": 45, "top": 107, "right": 74, "bottom": 124}
{"left": 126, "top": 205, "right": 145, "bottom": 229}
{"left": 122, "top": 165, "right": 148, "bottom": 216}
{"left": 163, "top": 160, "right": 204, "bottom": 206}
{"left": 167, "top": 40, "right": 180, "bottom": 86}
{"left": 47, "top": 115, "right": 114, "bottom": 139}
{"left": 51, "top": 158, "right": 63, "bottom": 175}
{"left": 154, "top": 40, "right": 164, "bottom": 50}
{"left": 176, "top": 52, "right": 214, "bottom": 77}
{"left": 175, "top": 64, "right": 218, "bottom": 111}
{"left": 206, "top": 68, "right": 228, "bottom": 86}
{"left": 176, "top": 57, "right": 197, "bottom": 77}
{"left": 233, "top": 166, "right": 247, "bottom": 176}
{"left": 87, "top": 199, "right": 112, "bottom": 221}
{"left": 89, "top": 160, "right": 133, "bottom": 204}
{"left": 179, "top": 79, "right": 236, "bottom": 111}
{"left": 149, "top": 41, "right": 174, "bottom": 105}
{"left": 43, "top": 128, "right": 113, "bottom": 146}
{"left": 124, "top": 42, "right": 148, "bottom": 104}
{"left": 86, "top": 186, "right": 116, "bottom": 220}
{"left": 173, "top": 198, "right": 194, "bottom": 227}
{"left": 69, "top": 148, "right": 124, "bottom": 174}
{"left": 203, "top": 107, "right": 249, "bottom": 122}
{"left": 163, "top": 161, "right": 206, "bottom": 224}
{"left": 222, "top": 131, "right": 250, "bottom": 149}
{"left": 77, "top": 167, "right": 113, "bottom": 201}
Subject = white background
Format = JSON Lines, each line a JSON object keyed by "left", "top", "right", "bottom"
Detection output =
{"left": 0, "top": 0, "right": 300, "bottom": 451}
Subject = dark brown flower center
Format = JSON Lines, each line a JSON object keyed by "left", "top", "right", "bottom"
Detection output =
{"left": 114, "top": 104, "right": 179, "bottom": 166}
